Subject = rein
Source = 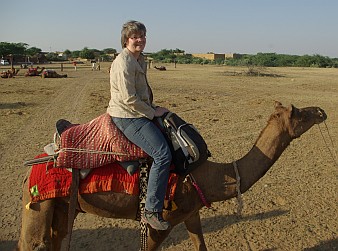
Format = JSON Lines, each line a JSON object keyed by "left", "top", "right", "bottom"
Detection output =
{"left": 232, "top": 161, "right": 243, "bottom": 216}
{"left": 188, "top": 161, "right": 244, "bottom": 215}
{"left": 317, "top": 121, "right": 338, "bottom": 166}
{"left": 188, "top": 174, "right": 211, "bottom": 208}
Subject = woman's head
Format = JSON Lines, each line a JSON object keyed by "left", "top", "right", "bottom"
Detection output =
{"left": 121, "top": 20, "right": 147, "bottom": 49}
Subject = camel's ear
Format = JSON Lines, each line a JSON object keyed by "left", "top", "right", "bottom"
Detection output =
{"left": 274, "top": 101, "right": 283, "bottom": 109}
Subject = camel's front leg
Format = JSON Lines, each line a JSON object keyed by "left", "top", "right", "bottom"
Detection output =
{"left": 51, "top": 201, "right": 79, "bottom": 251}
{"left": 147, "top": 227, "right": 172, "bottom": 251}
{"left": 17, "top": 187, "right": 55, "bottom": 251}
{"left": 184, "top": 210, "right": 207, "bottom": 251}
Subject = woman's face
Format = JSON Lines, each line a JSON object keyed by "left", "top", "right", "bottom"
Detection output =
{"left": 126, "top": 31, "right": 146, "bottom": 55}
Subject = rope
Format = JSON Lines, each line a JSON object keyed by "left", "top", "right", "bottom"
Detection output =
{"left": 317, "top": 122, "right": 338, "bottom": 166}
{"left": 53, "top": 133, "right": 133, "bottom": 157}
{"left": 58, "top": 148, "right": 131, "bottom": 156}
{"left": 23, "top": 148, "right": 132, "bottom": 167}
{"left": 232, "top": 161, "right": 243, "bottom": 216}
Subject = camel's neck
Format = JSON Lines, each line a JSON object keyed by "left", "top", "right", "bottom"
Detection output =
{"left": 196, "top": 121, "right": 293, "bottom": 204}
{"left": 237, "top": 122, "right": 292, "bottom": 192}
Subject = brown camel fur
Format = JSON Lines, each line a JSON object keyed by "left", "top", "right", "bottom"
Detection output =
{"left": 41, "top": 69, "right": 68, "bottom": 78}
{"left": 17, "top": 101, "right": 327, "bottom": 251}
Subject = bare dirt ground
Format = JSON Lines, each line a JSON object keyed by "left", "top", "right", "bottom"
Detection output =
{"left": 0, "top": 63, "right": 337, "bottom": 250}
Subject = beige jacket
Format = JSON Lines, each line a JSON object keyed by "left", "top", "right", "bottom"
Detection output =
{"left": 107, "top": 48, "right": 155, "bottom": 119}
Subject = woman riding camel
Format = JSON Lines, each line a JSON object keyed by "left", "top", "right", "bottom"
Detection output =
{"left": 107, "top": 20, "right": 172, "bottom": 230}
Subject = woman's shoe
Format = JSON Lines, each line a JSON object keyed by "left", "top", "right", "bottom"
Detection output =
{"left": 141, "top": 210, "right": 170, "bottom": 230}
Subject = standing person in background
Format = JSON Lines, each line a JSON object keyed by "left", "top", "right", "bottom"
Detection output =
{"left": 107, "top": 20, "right": 172, "bottom": 230}
{"left": 73, "top": 61, "right": 77, "bottom": 71}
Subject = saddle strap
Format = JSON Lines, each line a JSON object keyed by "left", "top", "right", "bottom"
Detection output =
{"left": 138, "top": 161, "right": 148, "bottom": 251}
{"left": 64, "top": 169, "right": 80, "bottom": 251}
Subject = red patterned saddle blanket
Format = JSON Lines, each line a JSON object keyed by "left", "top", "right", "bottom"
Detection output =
{"left": 29, "top": 153, "right": 178, "bottom": 204}
{"left": 56, "top": 113, "right": 149, "bottom": 169}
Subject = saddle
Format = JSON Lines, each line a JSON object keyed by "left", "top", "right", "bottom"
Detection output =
{"left": 44, "top": 113, "right": 149, "bottom": 177}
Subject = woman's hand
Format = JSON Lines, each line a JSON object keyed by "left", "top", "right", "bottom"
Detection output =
{"left": 154, "top": 106, "right": 169, "bottom": 117}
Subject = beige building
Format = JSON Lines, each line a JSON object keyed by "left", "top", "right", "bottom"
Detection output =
{"left": 192, "top": 53, "right": 242, "bottom": 60}
{"left": 224, "top": 53, "right": 242, "bottom": 59}
{"left": 192, "top": 53, "right": 225, "bottom": 60}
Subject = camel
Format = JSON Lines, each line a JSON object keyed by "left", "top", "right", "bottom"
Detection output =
{"left": 17, "top": 101, "right": 327, "bottom": 251}
{"left": 24, "top": 66, "right": 45, "bottom": 77}
{"left": 41, "top": 69, "right": 68, "bottom": 78}
{"left": 0, "top": 67, "right": 19, "bottom": 78}
{"left": 154, "top": 66, "right": 166, "bottom": 71}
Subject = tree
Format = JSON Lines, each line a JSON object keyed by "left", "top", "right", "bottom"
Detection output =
{"left": 173, "top": 48, "right": 185, "bottom": 54}
{"left": 251, "top": 53, "right": 278, "bottom": 67}
{"left": 64, "top": 49, "right": 72, "bottom": 58}
{"left": 80, "top": 47, "right": 95, "bottom": 59}
{"left": 0, "top": 42, "right": 28, "bottom": 57}
{"left": 295, "top": 55, "right": 314, "bottom": 67}
{"left": 102, "top": 48, "right": 117, "bottom": 54}
{"left": 26, "top": 47, "right": 42, "bottom": 57}
{"left": 311, "top": 54, "right": 331, "bottom": 68}
{"left": 71, "top": 50, "right": 81, "bottom": 58}
{"left": 45, "top": 52, "right": 59, "bottom": 61}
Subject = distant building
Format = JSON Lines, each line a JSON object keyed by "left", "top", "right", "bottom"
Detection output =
{"left": 192, "top": 53, "right": 225, "bottom": 61}
{"left": 224, "top": 53, "right": 242, "bottom": 59}
{"left": 192, "top": 53, "right": 243, "bottom": 60}
{"left": 57, "top": 52, "right": 68, "bottom": 60}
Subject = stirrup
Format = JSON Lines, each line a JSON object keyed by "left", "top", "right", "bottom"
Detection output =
{"left": 118, "top": 161, "right": 139, "bottom": 175}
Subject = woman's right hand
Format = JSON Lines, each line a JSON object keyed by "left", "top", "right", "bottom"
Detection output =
{"left": 154, "top": 106, "right": 169, "bottom": 117}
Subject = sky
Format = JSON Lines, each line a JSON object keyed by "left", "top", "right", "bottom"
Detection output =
{"left": 2, "top": 0, "right": 338, "bottom": 58}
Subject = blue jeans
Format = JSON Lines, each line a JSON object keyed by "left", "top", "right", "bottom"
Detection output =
{"left": 112, "top": 117, "right": 172, "bottom": 212}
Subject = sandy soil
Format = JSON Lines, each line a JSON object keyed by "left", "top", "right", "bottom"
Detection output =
{"left": 0, "top": 63, "right": 337, "bottom": 251}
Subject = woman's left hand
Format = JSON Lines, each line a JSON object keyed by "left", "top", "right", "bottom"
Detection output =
{"left": 154, "top": 106, "right": 169, "bottom": 117}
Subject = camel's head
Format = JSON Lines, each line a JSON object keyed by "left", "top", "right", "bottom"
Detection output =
{"left": 272, "top": 101, "right": 327, "bottom": 139}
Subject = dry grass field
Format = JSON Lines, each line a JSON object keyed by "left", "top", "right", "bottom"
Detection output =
{"left": 0, "top": 63, "right": 337, "bottom": 250}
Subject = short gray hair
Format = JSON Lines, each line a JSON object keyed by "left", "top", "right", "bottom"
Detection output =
{"left": 121, "top": 20, "right": 147, "bottom": 48}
